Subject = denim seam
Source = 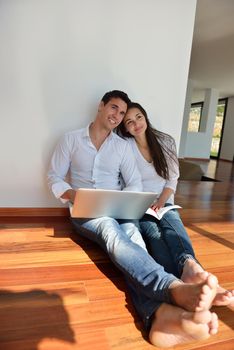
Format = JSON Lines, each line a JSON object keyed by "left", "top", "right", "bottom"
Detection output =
{"left": 161, "top": 215, "right": 196, "bottom": 274}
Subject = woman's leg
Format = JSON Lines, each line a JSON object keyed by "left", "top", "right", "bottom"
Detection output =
{"left": 140, "top": 216, "right": 178, "bottom": 276}
{"left": 157, "top": 206, "right": 200, "bottom": 277}
{"left": 159, "top": 207, "right": 234, "bottom": 306}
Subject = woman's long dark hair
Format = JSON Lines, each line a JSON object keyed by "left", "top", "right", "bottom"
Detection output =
{"left": 117, "top": 102, "right": 178, "bottom": 180}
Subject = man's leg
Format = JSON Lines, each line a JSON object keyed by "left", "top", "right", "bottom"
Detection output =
{"left": 149, "top": 303, "right": 218, "bottom": 348}
{"left": 71, "top": 216, "right": 176, "bottom": 302}
{"left": 117, "top": 219, "right": 147, "bottom": 250}
{"left": 73, "top": 216, "right": 219, "bottom": 343}
{"left": 126, "top": 279, "right": 218, "bottom": 348}
{"left": 71, "top": 216, "right": 218, "bottom": 312}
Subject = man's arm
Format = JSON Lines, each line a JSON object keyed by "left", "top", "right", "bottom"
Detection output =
{"left": 120, "top": 142, "right": 143, "bottom": 191}
{"left": 47, "top": 134, "right": 73, "bottom": 202}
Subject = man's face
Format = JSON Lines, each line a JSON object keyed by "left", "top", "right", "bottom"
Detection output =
{"left": 98, "top": 98, "right": 128, "bottom": 130}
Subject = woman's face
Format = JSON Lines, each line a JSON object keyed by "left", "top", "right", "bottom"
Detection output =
{"left": 123, "top": 108, "right": 147, "bottom": 137}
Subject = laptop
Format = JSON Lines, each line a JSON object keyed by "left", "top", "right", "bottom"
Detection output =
{"left": 70, "top": 188, "right": 157, "bottom": 220}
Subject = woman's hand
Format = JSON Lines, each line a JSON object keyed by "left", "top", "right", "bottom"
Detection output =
{"left": 151, "top": 187, "right": 174, "bottom": 211}
{"left": 151, "top": 198, "right": 165, "bottom": 212}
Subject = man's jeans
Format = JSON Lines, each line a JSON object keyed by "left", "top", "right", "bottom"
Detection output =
{"left": 71, "top": 216, "right": 178, "bottom": 329}
{"left": 140, "top": 205, "right": 197, "bottom": 278}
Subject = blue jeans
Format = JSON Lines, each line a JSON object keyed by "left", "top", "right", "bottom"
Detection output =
{"left": 71, "top": 216, "right": 179, "bottom": 329}
{"left": 140, "top": 204, "right": 197, "bottom": 279}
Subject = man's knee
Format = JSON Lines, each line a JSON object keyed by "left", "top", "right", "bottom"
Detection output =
{"left": 97, "top": 217, "right": 119, "bottom": 232}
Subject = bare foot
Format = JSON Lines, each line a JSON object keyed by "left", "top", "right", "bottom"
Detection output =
{"left": 149, "top": 303, "right": 218, "bottom": 348}
{"left": 213, "top": 285, "right": 234, "bottom": 308}
{"left": 169, "top": 274, "right": 218, "bottom": 312}
{"left": 181, "top": 258, "right": 206, "bottom": 283}
{"left": 182, "top": 266, "right": 234, "bottom": 308}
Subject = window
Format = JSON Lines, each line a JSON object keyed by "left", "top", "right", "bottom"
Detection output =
{"left": 188, "top": 102, "right": 203, "bottom": 132}
{"left": 210, "top": 98, "right": 227, "bottom": 158}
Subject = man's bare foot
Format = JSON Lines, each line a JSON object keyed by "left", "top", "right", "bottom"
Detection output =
{"left": 181, "top": 258, "right": 206, "bottom": 283}
{"left": 169, "top": 274, "right": 218, "bottom": 312}
{"left": 149, "top": 303, "right": 218, "bottom": 348}
{"left": 182, "top": 265, "right": 234, "bottom": 308}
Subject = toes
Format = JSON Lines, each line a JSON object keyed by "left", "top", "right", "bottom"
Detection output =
{"left": 209, "top": 312, "right": 218, "bottom": 335}
{"left": 210, "top": 328, "right": 218, "bottom": 335}
{"left": 192, "top": 310, "right": 212, "bottom": 324}
{"left": 213, "top": 293, "right": 233, "bottom": 306}
{"left": 196, "top": 300, "right": 207, "bottom": 312}
{"left": 201, "top": 284, "right": 210, "bottom": 296}
{"left": 207, "top": 274, "right": 218, "bottom": 288}
{"left": 198, "top": 271, "right": 209, "bottom": 280}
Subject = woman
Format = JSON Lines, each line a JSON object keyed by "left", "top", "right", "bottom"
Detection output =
{"left": 117, "top": 102, "right": 233, "bottom": 302}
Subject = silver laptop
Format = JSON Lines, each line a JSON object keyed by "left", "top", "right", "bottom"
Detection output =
{"left": 70, "top": 188, "right": 157, "bottom": 219}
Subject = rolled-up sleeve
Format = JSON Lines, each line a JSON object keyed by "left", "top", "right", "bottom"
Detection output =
{"left": 47, "top": 134, "right": 73, "bottom": 202}
{"left": 164, "top": 137, "right": 179, "bottom": 192}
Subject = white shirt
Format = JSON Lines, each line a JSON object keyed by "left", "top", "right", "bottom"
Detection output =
{"left": 47, "top": 126, "right": 142, "bottom": 202}
{"left": 128, "top": 137, "right": 179, "bottom": 204}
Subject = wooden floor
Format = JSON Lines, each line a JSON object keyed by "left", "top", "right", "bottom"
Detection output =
{"left": 0, "top": 160, "right": 233, "bottom": 349}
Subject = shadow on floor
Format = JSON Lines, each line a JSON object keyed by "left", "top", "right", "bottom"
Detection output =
{"left": 0, "top": 289, "right": 75, "bottom": 350}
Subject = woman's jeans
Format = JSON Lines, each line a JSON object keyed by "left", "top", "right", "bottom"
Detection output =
{"left": 71, "top": 216, "right": 179, "bottom": 329}
{"left": 140, "top": 205, "right": 197, "bottom": 278}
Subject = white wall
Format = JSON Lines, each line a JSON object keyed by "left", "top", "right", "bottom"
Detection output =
{"left": 0, "top": 0, "right": 197, "bottom": 207}
{"left": 220, "top": 97, "right": 234, "bottom": 161}
{"left": 179, "top": 79, "right": 194, "bottom": 158}
{"left": 183, "top": 88, "right": 219, "bottom": 158}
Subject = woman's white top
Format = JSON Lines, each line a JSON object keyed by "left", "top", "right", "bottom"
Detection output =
{"left": 128, "top": 136, "right": 179, "bottom": 204}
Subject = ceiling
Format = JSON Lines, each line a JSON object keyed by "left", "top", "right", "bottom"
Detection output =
{"left": 188, "top": 0, "right": 234, "bottom": 102}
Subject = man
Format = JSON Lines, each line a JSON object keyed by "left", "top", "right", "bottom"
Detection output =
{"left": 48, "top": 90, "right": 218, "bottom": 347}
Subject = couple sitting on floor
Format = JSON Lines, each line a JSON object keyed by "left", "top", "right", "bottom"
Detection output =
{"left": 48, "top": 90, "right": 234, "bottom": 348}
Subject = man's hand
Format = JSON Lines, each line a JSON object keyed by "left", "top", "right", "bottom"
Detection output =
{"left": 61, "top": 189, "right": 76, "bottom": 203}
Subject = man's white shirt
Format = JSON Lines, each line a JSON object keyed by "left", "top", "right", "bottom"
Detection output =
{"left": 47, "top": 126, "right": 142, "bottom": 203}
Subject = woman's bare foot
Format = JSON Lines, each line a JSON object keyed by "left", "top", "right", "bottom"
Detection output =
{"left": 149, "top": 303, "right": 218, "bottom": 348}
{"left": 213, "top": 285, "right": 234, "bottom": 308}
{"left": 169, "top": 274, "right": 218, "bottom": 311}
{"left": 181, "top": 258, "right": 206, "bottom": 283}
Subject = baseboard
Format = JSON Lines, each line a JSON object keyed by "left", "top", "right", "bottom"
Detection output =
{"left": 219, "top": 158, "right": 234, "bottom": 163}
{"left": 180, "top": 157, "right": 233, "bottom": 163}
{"left": 0, "top": 208, "right": 69, "bottom": 217}
{"left": 182, "top": 157, "right": 210, "bottom": 161}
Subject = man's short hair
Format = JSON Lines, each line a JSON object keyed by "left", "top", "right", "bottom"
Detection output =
{"left": 101, "top": 90, "right": 131, "bottom": 106}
